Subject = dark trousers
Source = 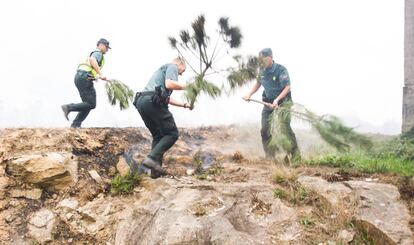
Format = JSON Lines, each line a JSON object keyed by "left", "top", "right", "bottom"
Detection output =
{"left": 135, "top": 95, "right": 179, "bottom": 163}
{"left": 67, "top": 71, "right": 96, "bottom": 127}
{"left": 261, "top": 104, "right": 300, "bottom": 160}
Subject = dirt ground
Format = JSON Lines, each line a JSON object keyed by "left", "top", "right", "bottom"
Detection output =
{"left": 0, "top": 126, "right": 412, "bottom": 244}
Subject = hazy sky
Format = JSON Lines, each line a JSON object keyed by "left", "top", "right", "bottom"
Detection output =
{"left": 0, "top": 0, "right": 404, "bottom": 134}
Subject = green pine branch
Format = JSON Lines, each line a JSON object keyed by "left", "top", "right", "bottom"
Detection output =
{"left": 168, "top": 14, "right": 242, "bottom": 108}
{"left": 105, "top": 79, "right": 135, "bottom": 110}
{"left": 185, "top": 75, "right": 221, "bottom": 107}
{"left": 269, "top": 102, "right": 373, "bottom": 153}
{"left": 227, "top": 55, "right": 263, "bottom": 90}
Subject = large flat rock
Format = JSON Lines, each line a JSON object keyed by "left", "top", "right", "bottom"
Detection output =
{"left": 115, "top": 177, "right": 300, "bottom": 245}
{"left": 348, "top": 181, "right": 413, "bottom": 245}
{"left": 6, "top": 152, "right": 77, "bottom": 191}
{"left": 298, "top": 176, "right": 413, "bottom": 245}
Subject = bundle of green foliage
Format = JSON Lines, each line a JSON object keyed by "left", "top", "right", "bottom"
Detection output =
{"left": 105, "top": 79, "right": 135, "bottom": 110}
{"left": 269, "top": 102, "right": 373, "bottom": 153}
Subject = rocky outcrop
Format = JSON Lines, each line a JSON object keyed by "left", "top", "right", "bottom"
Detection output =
{"left": 348, "top": 181, "right": 413, "bottom": 245}
{"left": 6, "top": 152, "right": 77, "bottom": 192}
{"left": 116, "top": 156, "right": 131, "bottom": 177}
{"left": 114, "top": 176, "right": 300, "bottom": 245}
{"left": 297, "top": 176, "right": 353, "bottom": 207}
{"left": 298, "top": 176, "right": 414, "bottom": 245}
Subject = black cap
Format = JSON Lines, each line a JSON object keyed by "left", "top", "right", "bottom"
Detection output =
{"left": 97, "top": 38, "right": 111, "bottom": 49}
{"left": 259, "top": 48, "right": 272, "bottom": 57}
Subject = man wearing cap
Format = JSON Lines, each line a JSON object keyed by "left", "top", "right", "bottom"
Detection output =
{"left": 61, "top": 38, "right": 111, "bottom": 128}
{"left": 126, "top": 57, "right": 192, "bottom": 178}
{"left": 243, "top": 48, "right": 300, "bottom": 162}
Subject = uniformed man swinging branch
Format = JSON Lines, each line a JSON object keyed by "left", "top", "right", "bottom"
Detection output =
{"left": 132, "top": 57, "right": 192, "bottom": 178}
{"left": 61, "top": 38, "right": 110, "bottom": 128}
{"left": 243, "top": 48, "right": 301, "bottom": 162}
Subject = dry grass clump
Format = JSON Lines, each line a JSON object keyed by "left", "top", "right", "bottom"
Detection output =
{"left": 250, "top": 193, "right": 272, "bottom": 216}
{"left": 271, "top": 166, "right": 360, "bottom": 243}
{"left": 231, "top": 151, "right": 244, "bottom": 163}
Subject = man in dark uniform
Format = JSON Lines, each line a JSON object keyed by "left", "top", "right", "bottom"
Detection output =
{"left": 61, "top": 38, "right": 110, "bottom": 128}
{"left": 243, "top": 48, "right": 300, "bottom": 162}
{"left": 129, "top": 57, "right": 192, "bottom": 178}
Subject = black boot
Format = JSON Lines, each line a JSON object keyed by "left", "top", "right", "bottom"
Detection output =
{"left": 61, "top": 104, "right": 70, "bottom": 121}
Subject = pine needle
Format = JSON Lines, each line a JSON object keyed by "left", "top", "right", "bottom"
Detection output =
{"left": 191, "top": 15, "right": 207, "bottom": 47}
{"left": 218, "top": 17, "right": 242, "bottom": 48}
{"left": 105, "top": 79, "right": 135, "bottom": 110}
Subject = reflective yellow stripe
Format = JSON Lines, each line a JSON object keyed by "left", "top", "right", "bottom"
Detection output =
{"left": 77, "top": 51, "right": 105, "bottom": 78}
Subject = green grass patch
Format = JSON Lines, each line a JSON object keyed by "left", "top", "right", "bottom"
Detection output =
{"left": 301, "top": 217, "right": 316, "bottom": 229}
{"left": 289, "top": 186, "right": 312, "bottom": 205}
{"left": 307, "top": 151, "right": 414, "bottom": 176}
{"left": 272, "top": 182, "right": 317, "bottom": 206}
{"left": 111, "top": 173, "right": 142, "bottom": 195}
{"left": 306, "top": 136, "right": 414, "bottom": 177}
{"left": 273, "top": 188, "right": 287, "bottom": 199}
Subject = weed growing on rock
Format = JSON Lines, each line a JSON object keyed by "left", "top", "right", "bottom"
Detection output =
{"left": 271, "top": 169, "right": 318, "bottom": 206}
{"left": 272, "top": 167, "right": 298, "bottom": 186}
{"left": 272, "top": 188, "right": 287, "bottom": 199}
{"left": 192, "top": 204, "right": 207, "bottom": 217}
{"left": 301, "top": 217, "right": 316, "bottom": 229}
{"left": 110, "top": 173, "right": 141, "bottom": 195}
